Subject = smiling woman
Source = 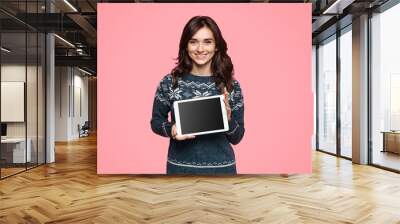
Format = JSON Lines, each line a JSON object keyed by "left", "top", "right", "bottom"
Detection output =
{"left": 150, "top": 16, "right": 245, "bottom": 175}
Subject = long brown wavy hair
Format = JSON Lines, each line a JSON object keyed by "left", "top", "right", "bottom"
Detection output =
{"left": 171, "top": 16, "right": 234, "bottom": 92}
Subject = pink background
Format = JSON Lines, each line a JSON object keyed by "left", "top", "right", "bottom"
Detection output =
{"left": 98, "top": 3, "right": 312, "bottom": 174}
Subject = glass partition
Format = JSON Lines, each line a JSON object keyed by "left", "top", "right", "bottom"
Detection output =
{"left": 1, "top": 30, "right": 28, "bottom": 177}
{"left": 0, "top": 1, "right": 46, "bottom": 179}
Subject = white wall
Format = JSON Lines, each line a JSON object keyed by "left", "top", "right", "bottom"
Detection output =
{"left": 55, "top": 66, "right": 69, "bottom": 141}
{"left": 55, "top": 67, "right": 89, "bottom": 141}
{"left": 76, "top": 70, "right": 89, "bottom": 138}
{"left": 1, "top": 65, "right": 41, "bottom": 137}
{"left": 1, "top": 66, "right": 26, "bottom": 134}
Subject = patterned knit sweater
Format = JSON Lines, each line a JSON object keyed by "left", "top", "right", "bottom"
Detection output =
{"left": 150, "top": 73, "right": 245, "bottom": 169}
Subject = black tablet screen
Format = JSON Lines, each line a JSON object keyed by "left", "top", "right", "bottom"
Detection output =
{"left": 178, "top": 97, "right": 224, "bottom": 135}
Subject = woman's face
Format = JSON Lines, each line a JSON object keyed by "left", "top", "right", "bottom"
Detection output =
{"left": 187, "top": 26, "right": 217, "bottom": 68}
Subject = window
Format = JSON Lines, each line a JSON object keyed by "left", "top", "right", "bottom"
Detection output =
{"left": 371, "top": 2, "right": 400, "bottom": 171}
{"left": 317, "top": 35, "right": 337, "bottom": 154}
{"left": 339, "top": 27, "right": 352, "bottom": 158}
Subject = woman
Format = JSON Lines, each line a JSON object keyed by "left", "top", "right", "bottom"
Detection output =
{"left": 150, "top": 16, "right": 245, "bottom": 175}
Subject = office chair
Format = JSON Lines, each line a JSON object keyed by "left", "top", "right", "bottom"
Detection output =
{"left": 79, "top": 121, "right": 90, "bottom": 138}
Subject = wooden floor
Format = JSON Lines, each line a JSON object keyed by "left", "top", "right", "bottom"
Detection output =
{"left": 0, "top": 167, "right": 26, "bottom": 178}
{"left": 1, "top": 134, "right": 400, "bottom": 223}
{"left": 1, "top": 163, "right": 46, "bottom": 178}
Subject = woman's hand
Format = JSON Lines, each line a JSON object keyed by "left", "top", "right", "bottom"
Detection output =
{"left": 223, "top": 87, "right": 232, "bottom": 121}
{"left": 171, "top": 124, "right": 196, "bottom": 140}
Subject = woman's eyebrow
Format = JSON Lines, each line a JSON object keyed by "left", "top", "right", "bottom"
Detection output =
{"left": 190, "top": 38, "right": 214, "bottom": 41}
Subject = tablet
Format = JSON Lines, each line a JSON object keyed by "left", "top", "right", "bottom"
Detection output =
{"left": 173, "top": 95, "right": 229, "bottom": 136}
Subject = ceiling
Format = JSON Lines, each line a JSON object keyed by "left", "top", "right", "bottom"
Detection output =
{"left": 0, "top": 0, "right": 393, "bottom": 75}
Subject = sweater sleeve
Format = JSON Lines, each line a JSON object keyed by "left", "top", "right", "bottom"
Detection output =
{"left": 225, "top": 80, "right": 245, "bottom": 145}
{"left": 150, "top": 75, "right": 173, "bottom": 138}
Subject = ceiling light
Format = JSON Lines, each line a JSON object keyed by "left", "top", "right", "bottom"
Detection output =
{"left": 1, "top": 47, "right": 11, "bottom": 53}
{"left": 322, "top": 0, "right": 354, "bottom": 15}
{"left": 78, "top": 67, "right": 93, "bottom": 76}
{"left": 63, "top": 0, "right": 78, "bottom": 12}
{"left": 54, "top": 34, "right": 75, "bottom": 48}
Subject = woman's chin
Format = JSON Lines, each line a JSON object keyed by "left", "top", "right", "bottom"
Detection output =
{"left": 193, "top": 60, "right": 211, "bottom": 67}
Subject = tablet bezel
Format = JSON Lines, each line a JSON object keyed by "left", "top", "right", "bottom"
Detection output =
{"left": 173, "top": 95, "right": 229, "bottom": 137}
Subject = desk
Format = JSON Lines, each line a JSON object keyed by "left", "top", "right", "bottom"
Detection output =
{"left": 1, "top": 138, "right": 31, "bottom": 163}
{"left": 381, "top": 131, "right": 400, "bottom": 154}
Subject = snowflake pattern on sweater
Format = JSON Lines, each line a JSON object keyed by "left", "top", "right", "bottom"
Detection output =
{"left": 155, "top": 74, "right": 243, "bottom": 109}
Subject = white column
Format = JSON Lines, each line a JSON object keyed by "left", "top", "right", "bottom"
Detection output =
{"left": 352, "top": 14, "right": 369, "bottom": 164}
{"left": 46, "top": 1, "right": 55, "bottom": 163}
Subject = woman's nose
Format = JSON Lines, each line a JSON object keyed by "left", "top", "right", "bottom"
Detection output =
{"left": 197, "top": 43, "right": 204, "bottom": 52}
